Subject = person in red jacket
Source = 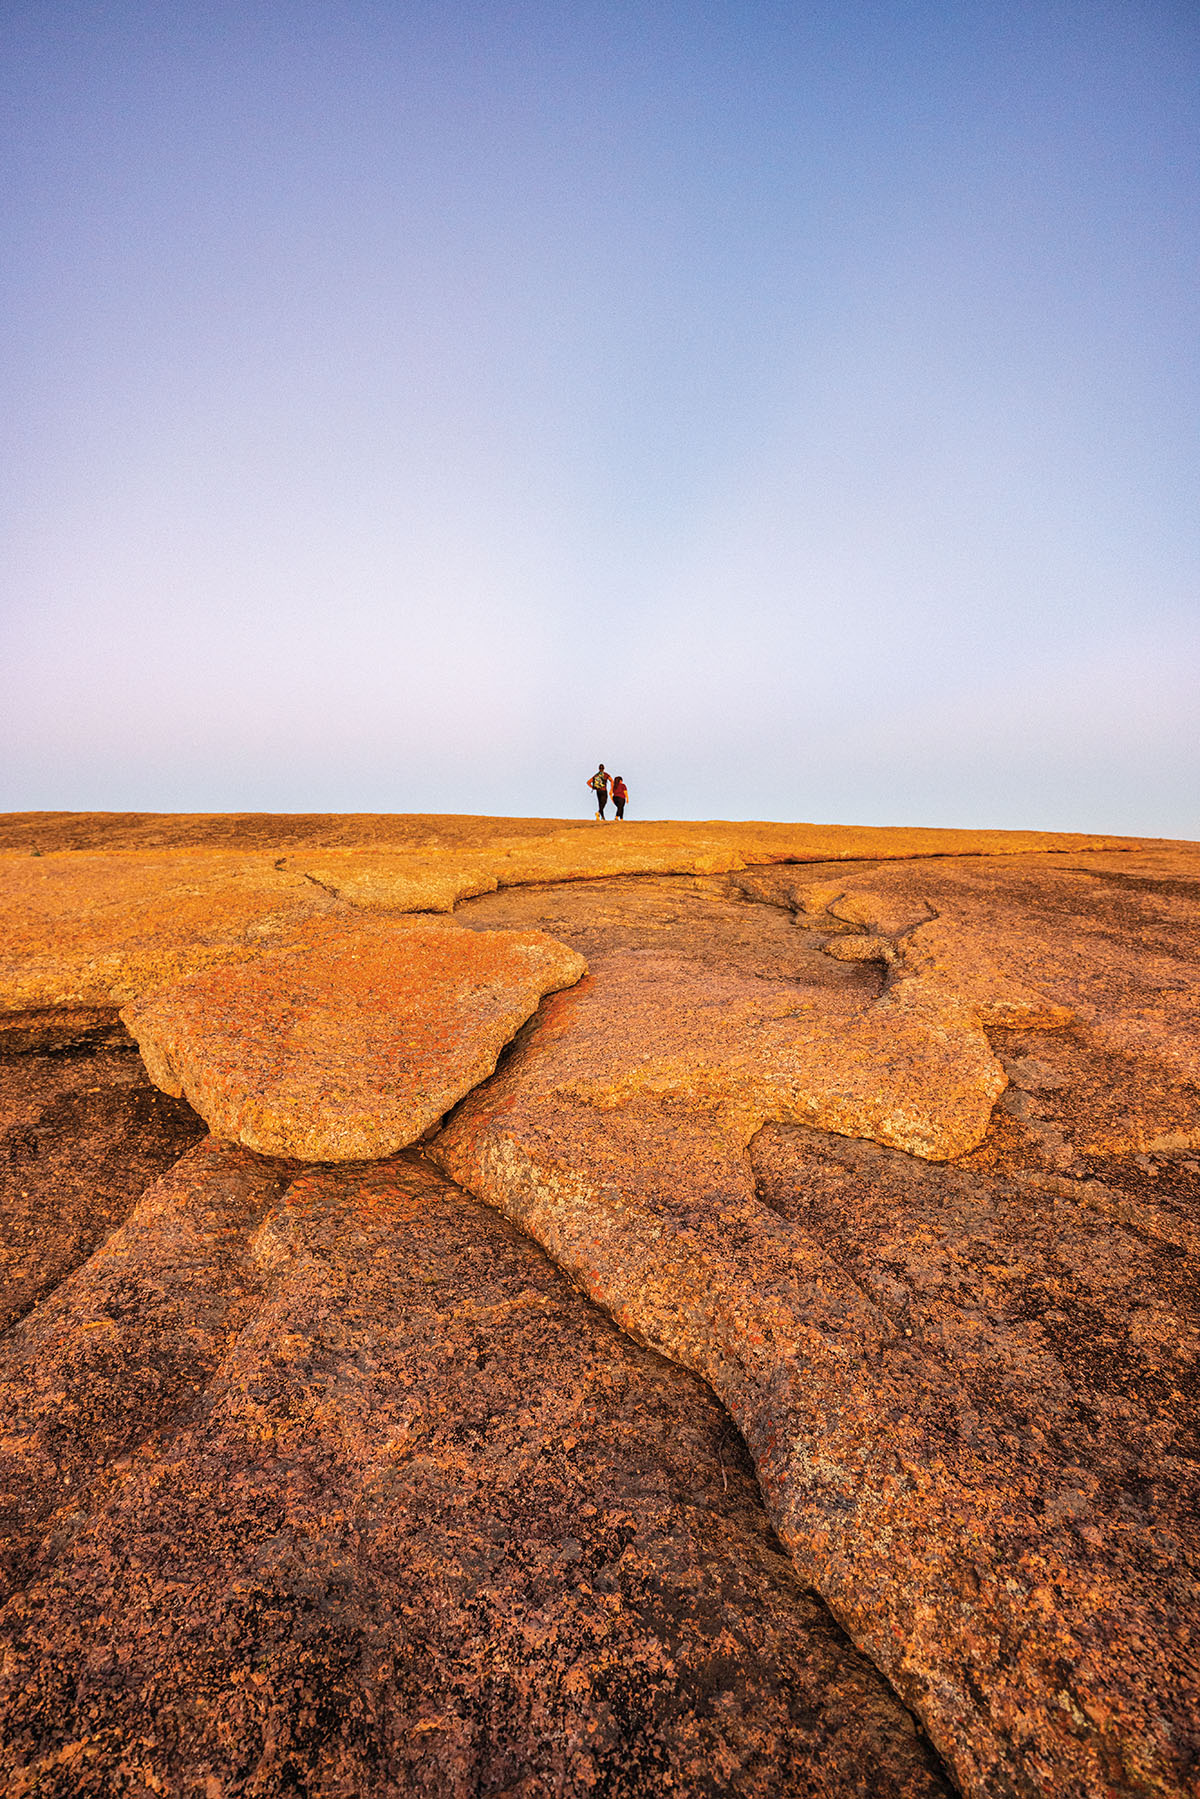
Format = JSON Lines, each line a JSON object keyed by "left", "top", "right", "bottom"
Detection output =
{"left": 610, "top": 775, "right": 628, "bottom": 820}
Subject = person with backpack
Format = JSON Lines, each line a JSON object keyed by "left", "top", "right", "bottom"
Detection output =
{"left": 610, "top": 775, "right": 629, "bottom": 820}
{"left": 587, "top": 764, "right": 610, "bottom": 819}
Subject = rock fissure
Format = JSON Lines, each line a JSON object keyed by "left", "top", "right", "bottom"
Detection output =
{"left": 0, "top": 1128, "right": 961, "bottom": 1796}
{"left": 2, "top": 817, "right": 1197, "bottom": 1798}
{"left": 119, "top": 917, "right": 587, "bottom": 1161}
{"left": 424, "top": 853, "right": 1198, "bottom": 1799}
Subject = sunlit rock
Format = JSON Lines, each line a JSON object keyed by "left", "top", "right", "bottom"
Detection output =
{"left": 122, "top": 917, "right": 586, "bottom": 1159}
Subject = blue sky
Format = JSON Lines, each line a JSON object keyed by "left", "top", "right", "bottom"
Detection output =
{"left": 2, "top": 1, "right": 1197, "bottom": 832}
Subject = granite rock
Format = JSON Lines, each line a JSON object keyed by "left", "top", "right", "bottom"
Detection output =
{"left": 0, "top": 1020, "right": 206, "bottom": 1337}
{"left": 780, "top": 851, "right": 1200, "bottom": 1153}
{"left": 122, "top": 917, "right": 586, "bottom": 1159}
{"left": 0, "top": 849, "right": 329, "bottom": 1010}
{"left": 822, "top": 932, "right": 896, "bottom": 963}
{"left": 437, "top": 938, "right": 1051, "bottom": 1165}
{"left": 0, "top": 1136, "right": 290, "bottom": 1588}
{"left": 0, "top": 1141, "right": 954, "bottom": 1799}
{"left": 1, "top": 820, "right": 1143, "bottom": 1011}
{"left": 434, "top": 869, "right": 1200, "bottom": 1798}
{"left": 4, "top": 815, "right": 1199, "bottom": 1798}
{"left": 293, "top": 822, "right": 1141, "bottom": 915}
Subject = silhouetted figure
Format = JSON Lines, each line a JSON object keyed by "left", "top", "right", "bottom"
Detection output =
{"left": 611, "top": 775, "right": 628, "bottom": 820}
{"left": 588, "top": 764, "right": 610, "bottom": 819}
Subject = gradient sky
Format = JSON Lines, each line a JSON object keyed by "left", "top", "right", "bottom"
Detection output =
{"left": 2, "top": 1, "right": 1197, "bottom": 832}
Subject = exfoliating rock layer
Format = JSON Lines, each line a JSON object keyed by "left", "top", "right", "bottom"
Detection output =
{"left": 1, "top": 813, "right": 1197, "bottom": 1799}
{"left": 120, "top": 917, "right": 586, "bottom": 1159}
{"left": 0, "top": 816, "right": 1146, "bottom": 1012}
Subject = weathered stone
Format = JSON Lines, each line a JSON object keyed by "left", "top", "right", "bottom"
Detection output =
{"left": 0, "top": 820, "right": 1146, "bottom": 1012}
{"left": 0, "top": 1024, "right": 205, "bottom": 1336}
{"left": 0, "top": 1136, "right": 288, "bottom": 1586}
{"left": 293, "top": 822, "right": 1142, "bottom": 915}
{"left": 0, "top": 848, "right": 329, "bottom": 1010}
{"left": 456, "top": 869, "right": 891, "bottom": 987}
{"left": 433, "top": 880, "right": 1199, "bottom": 1798}
{"left": 822, "top": 932, "right": 896, "bottom": 963}
{"left": 0, "top": 809, "right": 579, "bottom": 854}
{"left": 0, "top": 1007, "right": 120, "bottom": 1054}
{"left": 884, "top": 915, "right": 1073, "bottom": 1029}
{"left": 122, "top": 917, "right": 586, "bottom": 1159}
{"left": 795, "top": 877, "right": 867, "bottom": 916}
{"left": 5, "top": 812, "right": 1200, "bottom": 1797}
{"left": 440, "top": 942, "right": 1049, "bottom": 1164}
{"left": 778, "top": 851, "right": 1200, "bottom": 1152}
{"left": 0, "top": 1144, "right": 954, "bottom": 1798}
{"left": 826, "top": 889, "right": 932, "bottom": 935}
{"left": 751, "top": 1122, "right": 1200, "bottom": 1798}
{"left": 0, "top": 810, "right": 1145, "bottom": 859}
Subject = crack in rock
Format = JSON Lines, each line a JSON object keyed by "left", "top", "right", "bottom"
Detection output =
{"left": 431, "top": 947, "right": 1197, "bottom": 1799}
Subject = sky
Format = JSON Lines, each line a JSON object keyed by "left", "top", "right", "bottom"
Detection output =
{"left": 2, "top": 1, "right": 1197, "bottom": 833}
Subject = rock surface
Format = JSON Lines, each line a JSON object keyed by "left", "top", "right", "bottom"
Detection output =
{"left": 0, "top": 1135, "right": 953, "bottom": 1798}
{"left": 446, "top": 913, "right": 1069, "bottom": 1164}
{"left": 279, "top": 821, "right": 1146, "bottom": 917}
{"left": 0, "top": 1015, "right": 206, "bottom": 1336}
{"left": 0, "top": 811, "right": 581, "bottom": 854}
{"left": 439, "top": 864, "right": 1200, "bottom": 1799}
{"left": 0, "top": 849, "right": 332, "bottom": 1011}
{"left": 0, "top": 819, "right": 1145, "bottom": 1012}
{"left": 3, "top": 814, "right": 1199, "bottom": 1799}
{"left": 740, "top": 850, "right": 1200, "bottom": 1154}
{"left": 122, "top": 918, "right": 587, "bottom": 1160}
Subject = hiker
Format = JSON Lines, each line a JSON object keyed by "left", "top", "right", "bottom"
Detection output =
{"left": 611, "top": 775, "right": 628, "bottom": 820}
{"left": 588, "top": 764, "right": 610, "bottom": 819}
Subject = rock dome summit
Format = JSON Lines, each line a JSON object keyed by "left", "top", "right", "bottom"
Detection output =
{"left": 1, "top": 809, "right": 1197, "bottom": 1799}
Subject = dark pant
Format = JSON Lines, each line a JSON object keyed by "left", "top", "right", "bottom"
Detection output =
{"left": 614, "top": 798, "right": 625, "bottom": 818}
{"left": 595, "top": 789, "right": 607, "bottom": 815}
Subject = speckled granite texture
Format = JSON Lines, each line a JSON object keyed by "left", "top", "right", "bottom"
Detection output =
{"left": 0, "top": 817, "right": 1144, "bottom": 1011}
{"left": 0, "top": 1013, "right": 205, "bottom": 1336}
{"left": 120, "top": 917, "right": 586, "bottom": 1159}
{"left": 1, "top": 814, "right": 1197, "bottom": 1798}
{"left": 0, "top": 1143, "right": 953, "bottom": 1798}
{"left": 437, "top": 853, "right": 1200, "bottom": 1799}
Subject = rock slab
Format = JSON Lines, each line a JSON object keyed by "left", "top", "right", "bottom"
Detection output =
{"left": 0, "top": 820, "right": 1150, "bottom": 1011}
{"left": 0, "top": 1141, "right": 954, "bottom": 1798}
{"left": 434, "top": 943, "right": 1199, "bottom": 1799}
{"left": 122, "top": 918, "right": 586, "bottom": 1159}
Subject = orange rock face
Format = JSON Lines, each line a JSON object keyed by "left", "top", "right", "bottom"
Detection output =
{"left": 121, "top": 918, "right": 586, "bottom": 1159}
{"left": 3, "top": 814, "right": 1198, "bottom": 1799}
{"left": 433, "top": 939, "right": 1062, "bottom": 1164}
{"left": 433, "top": 860, "right": 1200, "bottom": 1799}
{"left": 0, "top": 817, "right": 1145, "bottom": 1011}
{"left": 0, "top": 1012, "right": 205, "bottom": 1337}
{"left": 741, "top": 849, "right": 1200, "bottom": 1154}
{"left": 0, "top": 1134, "right": 954, "bottom": 1798}
{"left": 0, "top": 848, "right": 332, "bottom": 1010}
